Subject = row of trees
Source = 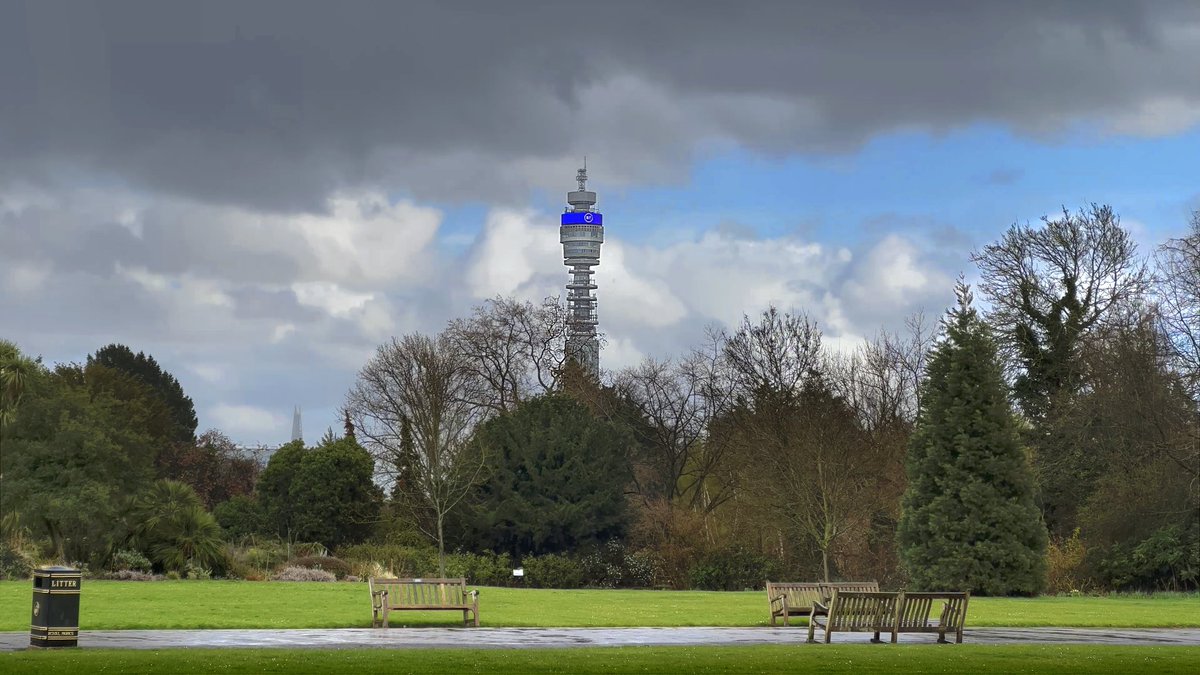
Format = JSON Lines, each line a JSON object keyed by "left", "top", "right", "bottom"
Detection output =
{"left": 2, "top": 204, "right": 1195, "bottom": 593}
{"left": 344, "top": 205, "right": 1197, "bottom": 593}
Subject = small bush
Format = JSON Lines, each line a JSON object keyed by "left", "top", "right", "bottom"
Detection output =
{"left": 1046, "top": 529, "right": 1089, "bottom": 595}
{"left": 578, "top": 540, "right": 663, "bottom": 589}
{"left": 688, "top": 547, "right": 780, "bottom": 591}
{"left": 166, "top": 570, "right": 182, "bottom": 580}
{"left": 213, "top": 496, "right": 266, "bottom": 540}
{"left": 290, "top": 555, "right": 353, "bottom": 579}
{"left": 290, "top": 542, "right": 329, "bottom": 558}
{"left": 522, "top": 553, "right": 584, "bottom": 589}
{"left": 445, "top": 551, "right": 512, "bottom": 586}
{"left": 273, "top": 566, "right": 336, "bottom": 582}
{"left": 0, "top": 543, "right": 34, "bottom": 581}
{"left": 184, "top": 560, "right": 212, "bottom": 580}
{"left": 244, "top": 543, "right": 288, "bottom": 572}
{"left": 1097, "top": 525, "right": 1200, "bottom": 592}
{"left": 110, "top": 548, "right": 153, "bottom": 573}
{"left": 351, "top": 560, "right": 388, "bottom": 580}
{"left": 338, "top": 544, "right": 438, "bottom": 577}
{"left": 102, "top": 570, "right": 164, "bottom": 581}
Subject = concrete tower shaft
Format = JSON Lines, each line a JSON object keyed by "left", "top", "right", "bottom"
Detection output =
{"left": 560, "top": 164, "right": 603, "bottom": 378}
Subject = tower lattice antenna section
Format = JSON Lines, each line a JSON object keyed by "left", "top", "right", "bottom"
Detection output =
{"left": 560, "top": 162, "right": 603, "bottom": 378}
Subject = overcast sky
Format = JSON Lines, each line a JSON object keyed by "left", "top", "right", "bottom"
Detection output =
{"left": 2, "top": 0, "right": 1198, "bottom": 444}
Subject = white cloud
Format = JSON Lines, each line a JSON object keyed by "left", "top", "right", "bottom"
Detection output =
{"left": 292, "top": 193, "right": 443, "bottom": 284}
{"left": 271, "top": 324, "right": 297, "bottom": 343}
{"left": 842, "top": 235, "right": 950, "bottom": 317}
{"left": 292, "top": 281, "right": 374, "bottom": 317}
{"left": 466, "top": 209, "right": 561, "bottom": 299}
{"left": 5, "top": 261, "right": 51, "bottom": 294}
{"left": 208, "top": 403, "right": 286, "bottom": 442}
{"left": 1106, "top": 96, "right": 1200, "bottom": 137}
{"left": 188, "top": 363, "right": 228, "bottom": 384}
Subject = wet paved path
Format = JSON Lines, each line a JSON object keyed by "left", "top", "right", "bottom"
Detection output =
{"left": 2, "top": 627, "right": 1198, "bottom": 651}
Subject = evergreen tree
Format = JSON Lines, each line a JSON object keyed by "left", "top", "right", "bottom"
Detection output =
{"left": 457, "top": 394, "right": 631, "bottom": 557}
{"left": 256, "top": 440, "right": 306, "bottom": 539}
{"left": 898, "top": 282, "right": 1047, "bottom": 595}
{"left": 256, "top": 437, "right": 382, "bottom": 549}
{"left": 288, "top": 436, "right": 382, "bottom": 549}
{"left": 89, "top": 344, "right": 199, "bottom": 444}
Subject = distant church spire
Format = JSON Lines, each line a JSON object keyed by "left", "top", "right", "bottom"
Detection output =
{"left": 291, "top": 406, "right": 303, "bottom": 442}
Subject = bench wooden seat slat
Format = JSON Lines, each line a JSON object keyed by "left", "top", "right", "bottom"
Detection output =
{"left": 369, "top": 577, "right": 479, "bottom": 628}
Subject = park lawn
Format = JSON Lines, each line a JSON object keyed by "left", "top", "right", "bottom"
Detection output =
{"left": 3, "top": 645, "right": 1200, "bottom": 674}
{"left": 0, "top": 581, "right": 1197, "bottom": 630}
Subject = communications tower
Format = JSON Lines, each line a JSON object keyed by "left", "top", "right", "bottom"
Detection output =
{"left": 560, "top": 163, "right": 603, "bottom": 378}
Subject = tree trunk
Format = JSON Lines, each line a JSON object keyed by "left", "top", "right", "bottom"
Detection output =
{"left": 821, "top": 548, "right": 830, "bottom": 584}
{"left": 436, "top": 512, "right": 446, "bottom": 578}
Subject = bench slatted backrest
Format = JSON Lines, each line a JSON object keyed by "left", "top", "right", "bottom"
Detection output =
{"left": 827, "top": 591, "right": 898, "bottom": 633}
{"left": 820, "top": 581, "right": 879, "bottom": 599}
{"left": 377, "top": 578, "right": 468, "bottom": 608}
{"left": 896, "top": 592, "right": 934, "bottom": 629}
{"left": 897, "top": 592, "right": 969, "bottom": 631}
{"left": 766, "top": 582, "right": 823, "bottom": 611}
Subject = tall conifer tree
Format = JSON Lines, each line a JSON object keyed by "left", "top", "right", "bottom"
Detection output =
{"left": 898, "top": 282, "right": 1047, "bottom": 595}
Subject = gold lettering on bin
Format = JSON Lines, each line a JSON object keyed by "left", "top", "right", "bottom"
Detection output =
{"left": 51, "top": 579, "right": 78, "bottom": 588}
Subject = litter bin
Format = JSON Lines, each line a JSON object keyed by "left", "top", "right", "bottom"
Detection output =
{"left": 31, "top": 566, "right": 81, "bottom": 648}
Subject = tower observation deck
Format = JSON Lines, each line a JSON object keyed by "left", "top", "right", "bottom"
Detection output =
{"left": 561, "top": 164, "right": 603, "bottom": 378}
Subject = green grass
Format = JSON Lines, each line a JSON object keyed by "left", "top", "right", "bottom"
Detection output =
{"left": 0, "top": 581, "right": 1196, "bottom": 630}
{"left": 2, "top": 645, "right": 1199, "bottom": 674}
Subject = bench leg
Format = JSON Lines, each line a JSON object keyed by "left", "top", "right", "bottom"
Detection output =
{"left": 937, "top": 631, "right": 948, "bottom": 644}
{"left": 463, "top": 610, "right": 469, "bottom": 627}
{"left": 870, "top": 631, "right": 882, "bottom": 644}
{"left": 382, "top": 606, "right": 389, "bottom": 629}
{"left": 956, "top": 629, "right": 963, "bottom": 644}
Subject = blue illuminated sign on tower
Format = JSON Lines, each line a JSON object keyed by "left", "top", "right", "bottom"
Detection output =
{"left": 560, "top": 211, "right": 603, "bottom": 226}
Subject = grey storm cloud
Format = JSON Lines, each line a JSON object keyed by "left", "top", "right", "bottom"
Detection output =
{"left": 3, "top": 0, "right": 1197, "bottom": 443}
{"left": 1, "top": 0, "right": 1198, "bottom": 210}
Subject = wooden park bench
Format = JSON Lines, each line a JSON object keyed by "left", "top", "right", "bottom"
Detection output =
{"left": 807, "top": 590, "right": 899, "bottom": 643}
{"left": 766, "top": 580, "right": 879, "bottom": 626}
{"left": 766, "top": 582, "right": 822, "bottom": 626}
{"left": 807, "top": 590, "right": 970, "bottom": 644}
{"left": 892, "top": 591, "right": 970, "bottom": 644}
{"left": 369, "top": 577, "right": 480, "bottom": 628}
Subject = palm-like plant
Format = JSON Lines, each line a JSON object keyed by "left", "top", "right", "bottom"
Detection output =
{"left": 1, "top": 341, "right": 39, "bottom": 526}
{"left": 132, "top": 480, "right": 226, "bottom": 573}
{"left": 150, "top": 505, "right": 224, "bottom": 572}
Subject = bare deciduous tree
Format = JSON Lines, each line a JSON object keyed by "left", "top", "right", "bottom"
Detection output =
{"left": 734, "top": 378, "right": 873, "bottom": 583}
{"left": 831, "top": 312, "right": 937, "bottom": 431}
{"left": 1154, "top": 212, "right": 1200, "bottom": 397}
{"left": 616, "top": 344, "right": 737, "bottom": 515}
{"left": 345, "top": 332, "right": 487, "bottom": 576}
{"left": 971, "top": 204, "right": 1150, "bottom": 419}
{"left": 444, "top": 296, "right": 568, "bottom": 414}
{"left": 722, "top": 306, "right": 822, "bottom": 399}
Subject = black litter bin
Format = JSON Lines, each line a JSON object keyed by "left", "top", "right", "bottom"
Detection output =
{"left": 31, "top": 566, "right": 81, "bottom": 648}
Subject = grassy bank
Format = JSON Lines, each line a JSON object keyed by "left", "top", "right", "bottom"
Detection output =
{"left": 1, "top": 581, "right": 1197, "bottom": 630}
{"left": 3, "top": 645, "right": 1200, "bottom": 674}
